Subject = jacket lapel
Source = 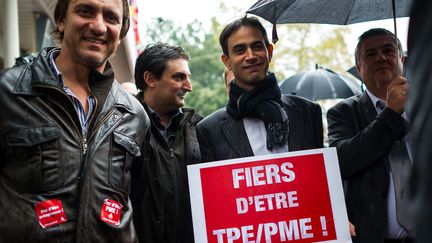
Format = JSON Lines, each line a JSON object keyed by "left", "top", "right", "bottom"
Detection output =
{"left": 220, "top": 117, "right": 254, "bottom": 157}
{"left": 359, "top": 92, "right": 378, "bottom": 125}
{"left": 359, "top": 92, "right": 391, "bottom": 172}
{"left": 282, "top": 97, "right": 302, "bottom": 151}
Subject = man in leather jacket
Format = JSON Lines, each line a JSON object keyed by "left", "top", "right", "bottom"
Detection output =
{"left": 131, "top": 42, "right": 202, "bottom": 243}
{"left": 0, "top": 0, "right": 149, "bottom": 242}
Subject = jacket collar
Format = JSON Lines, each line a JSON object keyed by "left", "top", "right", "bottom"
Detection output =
{"left": 219, "top": 112, "right": 254, "bottom": 157}
{"left": 359, "top": 92, "right": 378, "bottom": 124}
{"left": 13, "top": 48, "right": 59, "bottom": 95}
{"left": 13, "top": 47, "right": 135, "bottom": 113}
{"left": 281, "top": 95, "right": 302, "bottom": 151}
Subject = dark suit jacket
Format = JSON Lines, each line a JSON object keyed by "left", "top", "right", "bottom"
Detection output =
{"left": 407, "top": 1, "right": 432, "bottom": 242}
{"left": 197, "top": 94, "right": 323, "bottom": 163}
{"left": 327, "top": 92, "right": 409, "bottom": 243}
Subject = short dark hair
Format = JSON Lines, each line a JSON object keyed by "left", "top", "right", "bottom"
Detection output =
{"left": 53, "top": 0, "right": 130, "bottom": 41}
{"left": 219, "top": 16, "right": 270, "bottom": 56}
{"left": 134, "top": 42, "right": 190, "bottom": 91}
{"left": 355, "top": 28, "right": 403, "bottom": 66}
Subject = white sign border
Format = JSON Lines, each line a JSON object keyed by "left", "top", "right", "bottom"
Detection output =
{"left": 188, "top": 147, "right": 352, "bottom": 243}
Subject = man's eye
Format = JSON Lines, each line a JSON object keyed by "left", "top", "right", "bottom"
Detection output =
{"left": 253, "top": 44, "right": 264, "bottom": 51}
{"left": 105, "top": 15, "right": 119, "bottom": 24}
{"left": 233, "top": 47, "right": 245, "bottom": 54}
{"left": 365, "top": 52, "right": 375, "bottom": 58}
{"left": 384, "top": 48, "right": 396, "bottom": 55}
{"left": 77, "top": 8, "right": 91, "bottom": 16}
{"left": 173, "top": 74, "right": 186, "bottom": 81}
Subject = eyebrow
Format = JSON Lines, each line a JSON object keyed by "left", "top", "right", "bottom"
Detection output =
{"left": 364, "top": 43, "right": 396, "bottom": 53}
{"left": 232, "top": 41, "right": 263, "bottom": 50}
{"left": 172, "top": 72, "right": 190, "bottom": 78}
{"left": 73, "top": 2, "right": 121, "bottom": 19}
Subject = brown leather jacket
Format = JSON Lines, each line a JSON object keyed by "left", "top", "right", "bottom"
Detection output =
{"left": 0, "top": 48, "right": 150, "bottom": 243}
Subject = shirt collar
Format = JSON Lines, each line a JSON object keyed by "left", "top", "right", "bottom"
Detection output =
{"left": 146, "top": 105, "right": 183, "bottom": 130}
{"left": 47, "top": 48, "right": 63, "bottom": 85}
{"left": 366, "top": 89, "right": 384, "bottom": 113}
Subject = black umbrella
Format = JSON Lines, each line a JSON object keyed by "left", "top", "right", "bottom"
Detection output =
{"left": 247, "top": 0, "right": 412, "bottom": 41}
{"left": 279, "top": 66, "right": 361, "bottom": 101}
{"left": 347, "top": 66, "right": 362, "bottom": 81}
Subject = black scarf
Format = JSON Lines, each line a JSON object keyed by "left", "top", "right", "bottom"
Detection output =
{"left": 226, "top": 73, "right": 289, "bottom": 150}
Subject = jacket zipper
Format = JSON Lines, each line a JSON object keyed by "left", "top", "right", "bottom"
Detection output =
{"left": 34, "top": 84, "right": 85, "bottom": 153}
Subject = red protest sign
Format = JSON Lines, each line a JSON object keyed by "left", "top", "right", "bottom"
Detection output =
{"left": 188, "top": 148, "right": 351, "bottom": 243}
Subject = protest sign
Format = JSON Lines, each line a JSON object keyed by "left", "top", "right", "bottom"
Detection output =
{"left": 188, "top": 148, "right": 351, "bottom": 243}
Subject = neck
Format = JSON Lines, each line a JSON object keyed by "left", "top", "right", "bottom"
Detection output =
{"left": 56, "top": 51, "right": 92, "bottom": 87}
{"left": 369, "top": 88, "right": 387, "bottom": 101}
{"left": 143, "top": 92, "right": 173, "bottom": 128}
{"left": 236, "top": 81, "right": 255, "bottom": 92}
{"left": 55, "top": 51, "right": 96, "bottom": 113}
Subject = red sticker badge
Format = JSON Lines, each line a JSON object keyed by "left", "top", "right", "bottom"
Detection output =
{"left": 100, "top": 199, "right": 123, "bottom": 226}
{"left": 35, "top": 199, "right": 67, "bottom": 228}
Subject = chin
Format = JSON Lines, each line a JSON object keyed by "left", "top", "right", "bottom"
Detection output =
{"left": 82, "top": 56, "right": 109, "bottom": 69}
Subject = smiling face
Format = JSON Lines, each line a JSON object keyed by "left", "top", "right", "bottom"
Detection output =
{"left": 221, "top": 26, "right": 273, "bottom": 91}
{"left": 356, "top": 34, "right": 404, "bottom": 98}
{"left": 57, "top": 0, "right": 123, "bottom": 71}
{"left": 146, "top": 58, "right": 192, "bottom": 114}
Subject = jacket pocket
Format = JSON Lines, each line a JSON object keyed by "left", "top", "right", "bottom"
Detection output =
{"left": 5, "top": 126, "right": 63, "bottom": 192}
{"left": 109, "top": 131, "right": 141, "bottom": 190}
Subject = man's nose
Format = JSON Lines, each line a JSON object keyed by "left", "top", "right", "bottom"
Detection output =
{"left": 376, "top": 51, "right": 388, "bottom": 61}
{"left": 245, "top": 48, "right": 257, "bottom": 60}
{"left": 183, "top": 78, "right": 192, "bottom": 92}
{"left": 89, "top": 14, "right": 107, "bottom": 35}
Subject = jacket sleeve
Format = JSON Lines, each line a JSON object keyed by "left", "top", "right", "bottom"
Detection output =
{"left": 327, "top": 103, "right": 408, "bottom": 180}
{"left": 313, "top": 102, "right": 324, "bottom": 148}
{"left": 196, "top": 124, "right": 216, "bottom": 163}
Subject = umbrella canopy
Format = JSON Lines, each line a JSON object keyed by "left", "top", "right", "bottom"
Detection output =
{"left": 247, "top": 0, "right": 411, "bottom": 25}
{"left": 247, "top": 0, "right": 411, "bottom": 39}
{"left": 279, "top": 67, "right": 361, "bottom": 101}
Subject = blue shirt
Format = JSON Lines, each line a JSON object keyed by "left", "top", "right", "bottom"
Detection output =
{"left": 48, "top": 48, "right": 96, "bottom": 138}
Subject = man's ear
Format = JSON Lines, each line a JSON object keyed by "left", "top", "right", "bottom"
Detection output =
{"left": 57, "top": 17, "right": 65, "bottom": 34}
{"left": 356, "top": 64, "right": 361, "bottom": 75}
{"left": 221, "top": 54, "right": 232, "bottom": 70}
{"left": 143, "top": 71, "right": 157, "bottom": 88}
{"left": 267, "top": 44, "right": 274, "bottom": 63}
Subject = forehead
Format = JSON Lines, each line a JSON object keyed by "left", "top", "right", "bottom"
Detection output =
{"left": 69, "top": 0, "right": 123, "bottom": 12}
{"left": 360, "top": 34, "right": 396, "bottom": 53}
{"left": 227, "top": 26, "right": 265, "bottom": 48}
{"left": 164, "top": 58, "right": 190, "bottom": 74}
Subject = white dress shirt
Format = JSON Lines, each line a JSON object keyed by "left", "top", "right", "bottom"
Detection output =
{"left": 243, "top": 117, "right": 288, "bottom": 155}
{"left": 366, "top": 89, "right": 410, "bottom": 239}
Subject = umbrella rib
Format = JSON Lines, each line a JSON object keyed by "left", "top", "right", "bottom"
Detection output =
{"left": 343, "top": 0, "right": 357, "bottom": 24}
{"left": 322, "top": 71, "right": 337, "bottom": 99}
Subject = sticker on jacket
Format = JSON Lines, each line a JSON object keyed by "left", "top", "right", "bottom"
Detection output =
{"left": 100, "top": 198, "right": 123, "bottom": 226}
{"left": 35, "top": 199, "right": 68, "bottom": 228}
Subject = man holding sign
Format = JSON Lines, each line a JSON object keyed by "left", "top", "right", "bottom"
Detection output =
{"left": 196, "top": 16, "right": 323, "bottom": 163}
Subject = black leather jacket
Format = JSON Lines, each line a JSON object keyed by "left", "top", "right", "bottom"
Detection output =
{"left": 0, "top": 48, "right": 150, "bottom": 243}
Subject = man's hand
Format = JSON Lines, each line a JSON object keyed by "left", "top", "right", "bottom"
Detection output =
{"left": 349, "top": 221, "right": 356, "bottom": 237}
{"left": 386, "top": 76, "right": 409, "bottom": 114}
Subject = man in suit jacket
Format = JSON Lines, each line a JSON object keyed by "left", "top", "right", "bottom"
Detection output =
{"left": 197, "top": 16, "right": 323, "bottom": 163}
{"left": 327, "top": 28, "right": 413, "bottom": 243}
